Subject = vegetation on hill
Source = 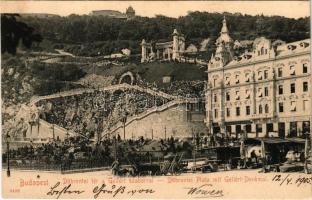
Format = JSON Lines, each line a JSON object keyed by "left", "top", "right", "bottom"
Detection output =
{"left": 17, "top": 12, "right": 309, "bottom": 56}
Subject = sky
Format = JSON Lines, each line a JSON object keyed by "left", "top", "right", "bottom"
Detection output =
{"left": 0, "top": 1, "right": 310, "bottom": 19}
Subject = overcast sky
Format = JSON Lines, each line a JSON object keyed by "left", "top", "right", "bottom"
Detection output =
{"left": 0, "top": 1, "right": 310, "bottom": 19}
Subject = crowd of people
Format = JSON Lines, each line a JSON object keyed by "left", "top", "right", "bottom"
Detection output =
{"left": 137, "top": 80, "right": 205, "bottom": 99}
{"left": 36, "top": 89, "right": 171, "bottom": 138}
{"left": 3, "top": 135, "right": 195, "bottom": 171}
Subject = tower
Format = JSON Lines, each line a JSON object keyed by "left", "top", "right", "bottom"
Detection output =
{"left": 126, "top": 6, "right": 135, "bottom": 19}
{"left": 214, "top": 16, "right": 234, "bottom": 65}
{"left": 141, "top": 39, "right": 147, "bottom": 63}
{"left": 172, "top": 29, "right": 179, "bottom": 60}
{"left": 206, "top": 16, "right": 234, "bottom": 136}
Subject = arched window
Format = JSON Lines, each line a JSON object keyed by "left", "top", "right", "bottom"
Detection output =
{"left": 265, "top": 104, "right": 269, "bottom": 113}
{"left": 259, "top": 105, "right": 263, "bottom": 114}
{"left": 261, "top": 47, "right": 264, "bottom": 55}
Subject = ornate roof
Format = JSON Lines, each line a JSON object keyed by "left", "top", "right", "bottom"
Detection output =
{"left": 216, "top": 16, "right": 233, "bottom": 45}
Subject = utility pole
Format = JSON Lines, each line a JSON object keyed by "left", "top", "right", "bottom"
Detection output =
{"left": 151, "top": 129, "right": 154, "bottom": 139}
{"left": 123, "top": 117, "right": 126, "bottom": 140}
{"left": 164, "top": 126, "right": 166, "bottom": 139}
{"left": 6, "top": 133, "right": 10, "bottom": 177}
{"left": 52, "top": 124, "right": 55, "bottom": 140}
{"left": 192, "top": 129, "right": 197, "bottom": 167}
{"left": 114, "top": 136, "right": 117, "bottom": 161}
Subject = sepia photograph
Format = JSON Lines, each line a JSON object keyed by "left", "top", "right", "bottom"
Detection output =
{"left": 1, "top": 1, "right": 311, "bottom": 199}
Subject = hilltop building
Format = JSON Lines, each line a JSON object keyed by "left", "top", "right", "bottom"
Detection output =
{"left": 205, "top": 17, "right": 311, "bottom": 138}
{"left": 90, "top": 6, "right": 135, "bottom": 19}
{"left": 141, "top": 29, "right": 185, "bottom": 63}
{"left": 126, "top": 6, "right": 135, "bottom": 19}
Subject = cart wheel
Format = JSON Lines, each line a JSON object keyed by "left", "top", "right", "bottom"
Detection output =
{"left": 174, "top": 170, "right": 182, "bottom": 176}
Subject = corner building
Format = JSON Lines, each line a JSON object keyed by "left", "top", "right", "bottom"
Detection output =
{"left": 205, "top": 17, "right": 311, "bottom": 138}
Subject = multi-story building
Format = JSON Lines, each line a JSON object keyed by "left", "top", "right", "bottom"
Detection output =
{"left": 205, "top": 17, "right": 311, "bottom": 138}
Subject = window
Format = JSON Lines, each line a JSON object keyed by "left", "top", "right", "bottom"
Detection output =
{"left": 264, "top": 87, "right": 269, "bottom": 96}
{"left": 235, "top": 91, "right": 240, "bottom": 100}
{"left": 303, "top": 63, "right": 308, "bottom": 74}
{"left": 303, "top": 82, "right": 308, "bottom": 92}
{"left": 214, "top": 78, "right": 217, "bottom": 87}
{"left": 225, "top": 77, "right": 230, "bottom": 85}
{"left": 303, "top": 100, "right": 309, "bottom": 111}
{"left": 236, "top": 107, "right": 240, "bottom": 116}
{"left": 256, "top": 124, "right": 263, "bottom": 133}
{"left": 214, "top": 109, "right": 218, "bottom": 118}
{"left": 279, "top": 102, "right": 284, "bottom": 113}
{"left": 245, "top": 73, "right": 250, "bottom": 82}
{"left": 226, "top": 92, "right": 230, "bottom": 101}
{"left": 246, "top": 106, "right": 250, "bottom": 115}
{"left": 290, "top": 65, "right": 296, "bottom": 75}
{"left": 291, "top": 83, "right": 296, "bottom": 93}
{"left": 258, "top": 71, "right": 263, "bottom": 80}
{"left": 235, "top": 75, "right": 240, "bottom": 84}
{"left": 245, "top": 89, "right": 250, "bottom": 99}
{"left": 264, "top": 70, "right": 268, "bottom": 79}
{"left": 259, "top": 105, "right": 263, "bottom": 114}
{"left": 258, "top": 88, "right": 263, "bottom": 97}
{"left": 214, "top": 94, "right": 217, "bottom": 102}
{"left": 265, "top": 104, "right": 269, "bottom": 113}
{"left": 278, "top": 68, "right": 283, "bottom": 77}
{"left": 290, "top": 101, "right": 296, "bottom": 112}
{"left": 278, "top": 85, "right": 283, "bottom": 95}
{"left": 226, "top": 108, "right": 230, "bottom": 117}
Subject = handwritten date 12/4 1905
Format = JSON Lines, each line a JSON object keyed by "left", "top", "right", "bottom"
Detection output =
{"left": 272, "top": 174, "right": 312, "bottom": 187}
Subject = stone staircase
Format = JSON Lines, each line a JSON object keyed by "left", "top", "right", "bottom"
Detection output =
{"left": 101, "top": 98, "right": 189, "bottom": 139}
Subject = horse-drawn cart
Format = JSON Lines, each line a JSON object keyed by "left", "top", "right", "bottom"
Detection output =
{"left": 111, "top": 153, "right": 187, "bottom": 176}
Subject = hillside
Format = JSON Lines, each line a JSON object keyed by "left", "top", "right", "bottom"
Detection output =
{"left": 17, "top": 12, "right": 310, "bottom": 56}
{"left": 82, "top": 61, "right": 206, "bottom": 86}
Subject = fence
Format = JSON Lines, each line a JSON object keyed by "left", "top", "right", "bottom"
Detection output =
{"left": 3, "top": 158, "right": 112, "bottom": 172}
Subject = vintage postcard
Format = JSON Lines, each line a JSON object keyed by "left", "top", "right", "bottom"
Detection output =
{"left": 1, "top": 1, "right": 311, "bottom": 199}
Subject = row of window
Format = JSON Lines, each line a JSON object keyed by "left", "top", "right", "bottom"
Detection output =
{"left": 213, "top": 100, "right": 310, "bottom": 118}
{"left": 278, "top": 82, "right": 309, "bottom": 94}
{"left": 212, "top": 63, "right": 309, "bottom": 87}
{"left": 278, "top": 100, "right": 310, "bottom": 113}
{"left": 213, "top": 82, "right": 309, "bottom": 102}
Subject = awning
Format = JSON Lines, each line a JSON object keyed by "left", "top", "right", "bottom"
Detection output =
{"left": 224, "top": 120, "right": 252, "bottom": 125}
{"left": 245, "top": 137, "right": 306, "bottom": 144}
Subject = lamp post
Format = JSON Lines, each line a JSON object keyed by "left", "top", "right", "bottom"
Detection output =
{"left": 6, "top": 133, "right": 11, "bottom": 177}
{"left": 121, "top": 115, "right": 127, "bottom": 140}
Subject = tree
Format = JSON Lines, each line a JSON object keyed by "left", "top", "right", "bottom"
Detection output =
{"left": 1, "top": 14, "right": 42, "bottom": 55}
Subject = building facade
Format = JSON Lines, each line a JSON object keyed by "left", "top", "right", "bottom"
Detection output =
{"left": 141, "top": 29, "right": 185, "bottom": 63}
{"left": 205, "top": 17, "right": 311, "bottom": 138}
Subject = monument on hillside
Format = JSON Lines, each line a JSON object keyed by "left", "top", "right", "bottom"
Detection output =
{"left": 141, "top": 29, "right": 185, "bottom": 63}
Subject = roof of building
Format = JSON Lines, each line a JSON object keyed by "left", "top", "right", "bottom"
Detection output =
{"left": 275, "top": 38, "right": 310, "bottom": 57}
{"left": 185, "top": 44, "right": 198, "bottom": 53}
{"left": 90, "top": 10, "right": 127, "bottom": 18}
{"left": 225, "top": 38, "right": 310, "bottom": 67}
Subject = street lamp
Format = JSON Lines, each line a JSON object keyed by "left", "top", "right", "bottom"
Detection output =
{"left": 5, "top": 133, "right": 11, "bottom": 177}
{"left": 121, "top": 113, "right": 127, "bottom": 140}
